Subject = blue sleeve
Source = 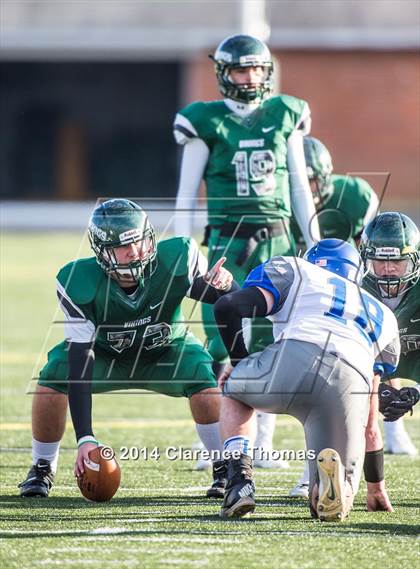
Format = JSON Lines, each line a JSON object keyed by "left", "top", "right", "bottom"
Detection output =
{"left": 242, "top": 262, "right": 281, "bottom": 315}
{"left": 374, "top": 335, "right": 400, "bottom": 379}
{"left": 374, "top": 362, "right": 397, "bottom": 379}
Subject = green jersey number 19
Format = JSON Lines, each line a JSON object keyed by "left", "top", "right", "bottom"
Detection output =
{"left": 231, "top": 148, "right": 276, "bottom": 197}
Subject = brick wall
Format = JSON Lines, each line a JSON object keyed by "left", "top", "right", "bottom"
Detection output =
{"left": 184, "top": 50, "right": 419, "bottom": 211}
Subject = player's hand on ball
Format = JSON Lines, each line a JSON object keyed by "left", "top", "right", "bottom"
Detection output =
{"left": 75, "top": 441, "right": 99, "bottom": 478}
{"left": 76, "top": 445, "right": 121, "bottom": 502}
{"left": 205, "top": 257, "right": 232, "bottom": 291}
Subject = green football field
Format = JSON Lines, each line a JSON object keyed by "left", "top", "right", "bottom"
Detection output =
{"left": 1, "top": 232, "right": 419, "bottom": 569}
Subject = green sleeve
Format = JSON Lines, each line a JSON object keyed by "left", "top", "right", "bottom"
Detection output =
{"left": 266, "top": 95, "right": 309, "bottom": 131}
{"left": 157, "top": 237, "right": 203, "bottom": 281}
{"left": 332, "top": 175, "right": 376, "bottom": 238}
{"left": 56, "top": 258, "right": 103, "bottom": 307}
{"left": 175, "top": 101, "right": 219, "bottom": 146}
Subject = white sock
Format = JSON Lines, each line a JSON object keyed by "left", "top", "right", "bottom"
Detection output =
{"left": 32, "top": 438, "right": 60, "bottom": 474}
{"left": 224, "top": 436, "right": 252, "bottom": 457}
{"left": 384, "top": 418, "right": 408, "bottom": 439}
{"left": 195, "top": 422, "right": 223, "bottom": 461}
{"left": 255, "top": 412, "right": 276, "bottom": 450}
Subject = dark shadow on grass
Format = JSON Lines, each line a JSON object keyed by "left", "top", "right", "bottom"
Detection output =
{"left": 0, "top": 523, "right": 329, "bottom": 540}
{"left": 0, "top": 495, "right": 208, "bottom": 508}
{"left": 4, "top": 521, "right": 419, "bottom": 540}
{"left": 345, "top": 522, "right": 420, "bottom": 536}
{"left": 0, "top": 494, "right": 309, "bottom": 510}
{"left": 3, "top": 496, "right": 418, "bottom": 537}
{"left": 351, "top": 502, "right": 420, "bottom": 513}
{"left": 388, "top": 501, "right": 420, "bottom": 509}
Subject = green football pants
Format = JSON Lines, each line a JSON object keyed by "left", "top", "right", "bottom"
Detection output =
{"left": 39, "top": 334, "right": 217, "bottom": 398}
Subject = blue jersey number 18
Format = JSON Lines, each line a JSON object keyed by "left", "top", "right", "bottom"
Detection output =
{"left": 324, "top": 277, "right": 384, "bottom": 346}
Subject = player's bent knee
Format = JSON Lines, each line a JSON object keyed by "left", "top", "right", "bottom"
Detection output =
{"left": 189, "top": 387, "right": 221, "bottom": 423}
{"left": 190, "top": 387, "right": 221, "bottom": 404}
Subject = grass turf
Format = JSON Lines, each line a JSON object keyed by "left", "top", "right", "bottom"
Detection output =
{"left": 1, "top": 232, "right": 419, "bottom": 569}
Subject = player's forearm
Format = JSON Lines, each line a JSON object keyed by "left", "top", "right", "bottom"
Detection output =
{"left": 365, "top": 374, "right": 383, "bottom": 452}
{"left": 67, "top": 341, "right": 95, "bottom": 441}
{"left": 174, "top": 139, "right": 209, "bottom": 237}
{"left": 287, "top": 131, "right": 320, "bottom": 247}
{"left": 364, "top": 376, "right": 384, "bottom": 483}
{"left": 214, "top": 287, "right": 267, "bottom": 364}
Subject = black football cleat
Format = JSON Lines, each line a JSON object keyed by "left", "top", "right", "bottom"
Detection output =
{"left": 18, "top": 459, "right": 55, "bottom": 498}
{"left": 207, "top": 459, "right": 228, "bottom": 498}
{"left": 220, "top": 454, "right": 255, "bottom": 518}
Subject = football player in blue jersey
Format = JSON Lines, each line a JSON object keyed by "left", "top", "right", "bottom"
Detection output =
{"left": 213, "top": 239, "right": 400, "bottom": 521}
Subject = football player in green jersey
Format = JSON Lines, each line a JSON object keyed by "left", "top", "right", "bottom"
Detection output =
{"left": 173, "top": 34, "right": 320, "bottom": 468}
{"left": 291, "top": 136, "right": 380, "bottom": 250}
{"left": 361, "top": 211, "right": 419, "bottom": 446}
{"left": 19, "top": 199, "right": 239, "bottom": 500}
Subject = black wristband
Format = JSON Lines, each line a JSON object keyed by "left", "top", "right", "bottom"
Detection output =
{"left": 363, "top": 448, "right": 384, "bottom": 483}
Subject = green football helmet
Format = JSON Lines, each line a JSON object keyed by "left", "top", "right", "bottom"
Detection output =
{"left": 210, "top": 34, "right": 273, "bottom": 104}
{"left": 303, "top": 136, "right": 334, "bottom": 208}
{"left": 88, "top": 199, "right": 157, "bottom": 283}
{"left": 360, "top": 211, "right": 420, "bottom": 298}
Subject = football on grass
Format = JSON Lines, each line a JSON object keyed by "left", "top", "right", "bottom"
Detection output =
{"left": 77, "top": 446, "right": 121, "bottom": 502}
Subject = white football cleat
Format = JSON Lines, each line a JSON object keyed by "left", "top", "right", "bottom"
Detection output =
{"left": 289, "top": 460, "right": 310, "bottom": 497}
{"left": 289, "top": 481, "right": 309, "bottom": 498}
{"left": 316, "top": 448, "right": 348, "bottom": 522}
{"left": 192, "top": 440, "right": 212, "bottom": 471}
{"left": 384, "top": 421, "right": 418, "bottom": 456}
{"left": 195, "top": 456, "right": 212, "bottom": 471}
{"left": 253, "top": 448, "right": 289, "bottom": 469}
